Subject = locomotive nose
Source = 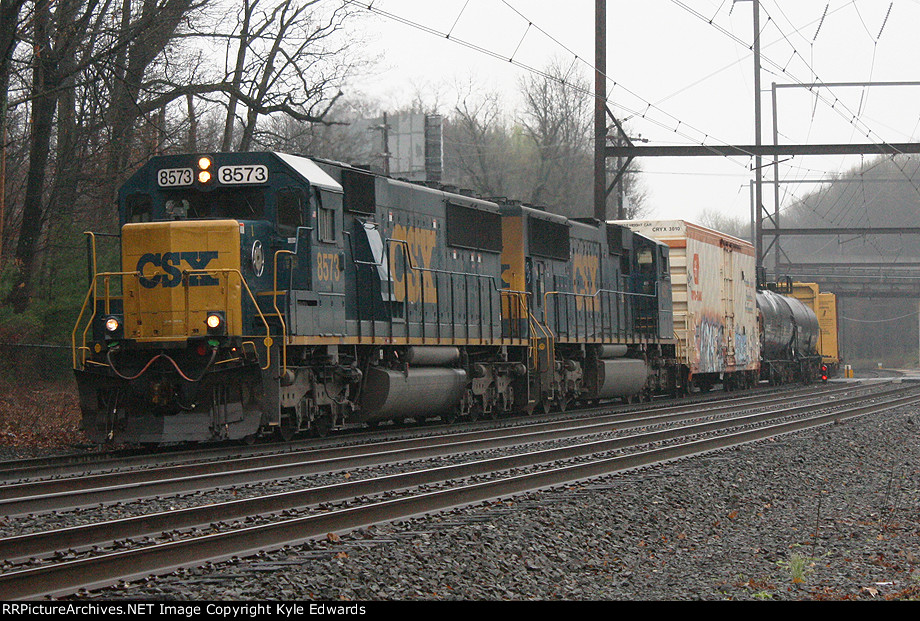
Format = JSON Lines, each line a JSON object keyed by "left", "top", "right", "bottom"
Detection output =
{"left": 122, "top": 220, "right": 243, "bottom": 340}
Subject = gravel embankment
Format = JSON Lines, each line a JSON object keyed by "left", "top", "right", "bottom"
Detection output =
{"left": 65, "top": 398, "right": 920, "bottom": 601}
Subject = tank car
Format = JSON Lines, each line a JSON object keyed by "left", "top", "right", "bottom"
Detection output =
{"left": 72, "top": 152, "right": 674, "bottom": 444}
{"left": 788, "top": 282, "right": 841, "bottom": 378}
{"left": 756, "top": 288, "right": 822, "bottom": 384}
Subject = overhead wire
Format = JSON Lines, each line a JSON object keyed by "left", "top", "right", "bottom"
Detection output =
{"left": 354, "top": 0, "right": 920, "bottom": 234}
{"left": 672, "top": 0, "right": 905, "bottom": 156}
{"left": 707, "top": 0, "right": 920, "bottom": 250}
{"left": 345, "top": 0, "right": 760, "bottom": 167}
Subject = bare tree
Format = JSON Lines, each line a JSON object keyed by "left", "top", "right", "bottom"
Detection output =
{"left": 517, "top": 60, "right": 648, "bottom": 220}
{"left": 10, "top": 0, "right": 104, "bottom": 311}
{"left": 259, "top": 94, "right": 382, "bottom": 161}
{"left": 0, "top": 0, "right": 26, "bottom": 139}
{"left": 216, "top": 0, "right": 358, "bottom": 152}
{"left": 1, "top": 0, "right": 206, "bottom": 311}
{"left": 516, "top": 59, "right": 592, "bottom": 214}
{"left": 697, "top": 207, "right": 750, "bottom": 241}
{"left": 105, "top": 0, "right": 206, "bottom": 178}
{"left": 444, "top": 84, "right": 515, "bottom": 198}
{"left": 0, "top": 0, "right": 368, "bottom": 314}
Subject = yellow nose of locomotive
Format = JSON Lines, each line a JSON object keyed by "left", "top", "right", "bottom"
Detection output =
{"left": 121, "top": 220, "right": 243, "bottom": 341}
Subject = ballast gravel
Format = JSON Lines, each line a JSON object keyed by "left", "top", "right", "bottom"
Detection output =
{"left": 58, "top": 397, "right": 920, "bottom": 600}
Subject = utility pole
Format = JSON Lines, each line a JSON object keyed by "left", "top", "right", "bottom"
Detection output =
{"left": 752, "top": 0, "right": 764, "bottom": 277}
{"left": 733, "top": 0, "right": 766, "bottom": 276}
{"left": 369, "top": 112, "right": 392, "bottom": 176}
{"left": 381, "top": 111, "right": 391, "bottom": 176}
{"left": 594, "top": 0, "right": 607, "bottom": 222}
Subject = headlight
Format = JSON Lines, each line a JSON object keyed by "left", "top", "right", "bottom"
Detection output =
{"left": 102, "top": 315, "right": 123, "bottom": 340}
{"left": 206, "top": 311, "right": 226, "bottom": 335}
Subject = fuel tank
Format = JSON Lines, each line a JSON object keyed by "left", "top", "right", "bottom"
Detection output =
{"left": 359, "top": 366, "right": 468, "bottom": 422}
{"left": 587, "top": 358, "right": 650, "bottom": 399}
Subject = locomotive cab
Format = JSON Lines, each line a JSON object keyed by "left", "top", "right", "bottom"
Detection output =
{"left": 116, "top": 153, "right": 346, "bottom": 339}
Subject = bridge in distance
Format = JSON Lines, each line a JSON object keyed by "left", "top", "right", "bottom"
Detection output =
{"left": 776, "top": 261, "right": 920, "bottom": 299}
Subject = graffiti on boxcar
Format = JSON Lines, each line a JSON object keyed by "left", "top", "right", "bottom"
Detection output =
{"left": 695, "top": 315, "right": 724, "bottom": 373}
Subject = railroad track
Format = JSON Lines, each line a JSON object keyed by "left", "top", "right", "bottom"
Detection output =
{"left": 0, "top": 382, "right": 838, "bottom": 481}
{"left": 1, "top": 380, "right": 916, "bottom": 599}
{"left": 0, "top": 384, "right": 862, "bottom": 513}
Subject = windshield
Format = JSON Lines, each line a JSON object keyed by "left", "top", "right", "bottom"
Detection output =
{"left": 162, "top": 188, "right": 265, "bottom": 220}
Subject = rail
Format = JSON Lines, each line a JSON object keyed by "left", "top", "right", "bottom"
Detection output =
{"left": 1, "top": 382, "right": 914, "bottom": 599}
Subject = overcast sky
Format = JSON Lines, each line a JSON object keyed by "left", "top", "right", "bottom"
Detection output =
{"left": 347, "top": 0, "right": 920, "bottom": 226}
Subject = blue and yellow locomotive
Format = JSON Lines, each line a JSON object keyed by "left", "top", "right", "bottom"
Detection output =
{"left": 73, "top": 152, "right": 675, "bottom": 444}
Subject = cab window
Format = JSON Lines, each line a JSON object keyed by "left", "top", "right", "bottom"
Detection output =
{"left": 637, "top": 248, "right": 654, "bottom": 272}
{"left": 315, "top": 188, "right": 336, "bottom": 243}
{"left": 126, "top": 193, "right": 152, "bottom": 223}
{"left": 277, "top": 188, "right": 306, "bottom": 236}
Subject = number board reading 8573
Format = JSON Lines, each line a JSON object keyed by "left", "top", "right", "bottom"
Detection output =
{"left": 218, "top": 165, "right": 269, "bottom": 185}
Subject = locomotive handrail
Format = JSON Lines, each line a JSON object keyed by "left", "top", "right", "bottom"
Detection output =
{"left": 85, "top": 231, "right": 97, "bottom": 299}
{"left": 82, "top": 230, "right": 121, "bottom": 299}
{"left": 387, "top": 238, "right": 497, "bottom": 342}
{"left": 543, "top": 284, "right": 663, "bottom": 342}
{"left": 353, "top": 237, "right": 530, "bottom": 344}
{"left": 72, "top": 268, "right": 275, "bottom": 372}
{"left": 496, "top": 288, "right": 541, "bottom": 343}
{"left": 273, "top": 249, "right": 293, "bottom": 376}
{"left": 384, "top": 238, "right": 506, "bottom": 291}
{"left": 185, "top": 267, "right": 274, "bottom": 371}
{"left": 72, "top": 270, "right": 136, "bottom": 370}
{"left": 349, "top": 235, "right": 534, "bottom": 345}
{"left": 527, "top": 307, "right": 554, "bottom": 371}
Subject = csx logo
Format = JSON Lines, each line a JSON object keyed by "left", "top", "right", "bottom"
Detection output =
{"left": 136, "top": 252, "right": 220, "bottom": 288}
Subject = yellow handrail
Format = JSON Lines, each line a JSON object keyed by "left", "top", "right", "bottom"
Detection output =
{"left": 72, "top": 270, "right": 134, "bottom": 369}
{"left": 72, "top": 268, "right": 275, "bottom": 371}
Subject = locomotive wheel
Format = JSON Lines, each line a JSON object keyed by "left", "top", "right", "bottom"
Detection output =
{"left": 278, "top": 408, "right": 298, "bottom": 442}
{"left": 311, "top": 415, "right": 332, "bottom": 438}
{"left": 277, "top": 425, "right": 296, "bottom": 442}
{"left": 442, "top": 409, "right": 460, "bottom": 425}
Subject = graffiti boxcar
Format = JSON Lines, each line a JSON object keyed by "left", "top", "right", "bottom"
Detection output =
{"left": 613, "top": 220, "right": 759, "bottom": 392}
